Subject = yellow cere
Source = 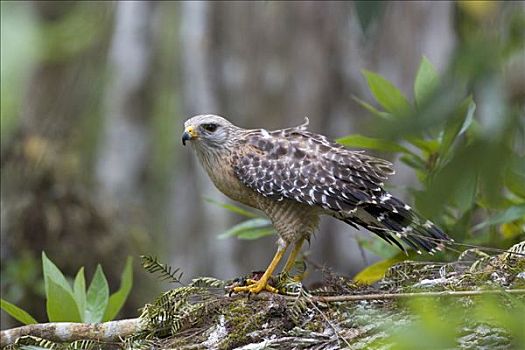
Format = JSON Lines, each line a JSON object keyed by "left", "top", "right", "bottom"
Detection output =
{"left": 185, "top": 125, "right": 198, "bottom": 138}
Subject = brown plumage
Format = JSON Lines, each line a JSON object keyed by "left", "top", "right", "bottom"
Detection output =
{"left": 182, "top": 114, "right": 450, "bottom": 293}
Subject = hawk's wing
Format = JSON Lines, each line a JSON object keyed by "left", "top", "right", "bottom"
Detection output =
{"left": 232, "top": 122, "right": 394, "bottom": 213}
{"left": 232, "top": 122, "right": 449, "bottom": 253}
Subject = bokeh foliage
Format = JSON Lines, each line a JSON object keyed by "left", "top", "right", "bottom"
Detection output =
{"left": 354, "top": 3, "right": 525, "bottom": 249}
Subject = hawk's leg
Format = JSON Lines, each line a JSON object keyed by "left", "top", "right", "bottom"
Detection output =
{"left": 282, "top": 237, "right": 306, "bottom": 279}
{"left": 233, "top": 242, "right": 289, "bottom": 294}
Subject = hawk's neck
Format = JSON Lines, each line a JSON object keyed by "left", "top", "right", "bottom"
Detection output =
{"left": 195, "top": 146, "right": 259, "bottom": 208}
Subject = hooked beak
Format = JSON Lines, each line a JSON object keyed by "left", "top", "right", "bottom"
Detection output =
{"left": 182, "top": 125, "right": 197, "bottom": 146}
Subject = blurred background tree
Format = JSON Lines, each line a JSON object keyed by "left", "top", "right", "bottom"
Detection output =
{"left": 1, "top": 1, "right": 523, "bottom": 328}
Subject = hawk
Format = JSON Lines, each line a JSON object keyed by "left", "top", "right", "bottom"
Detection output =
{"left": 182, "top": 115, "right": 451, "bottom": 294}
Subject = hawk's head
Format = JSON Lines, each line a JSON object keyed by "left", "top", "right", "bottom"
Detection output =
{"left": 182, "top": 114, "right": 239, "bottom": 151}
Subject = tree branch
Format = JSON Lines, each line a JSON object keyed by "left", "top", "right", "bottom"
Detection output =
{"left": 244, "top": 288, "right": 525, "bottom": 303}
{"left": 307, "top": 289, "right": 525, "bottom": 302}
{"left": 0, "top": 318, "right": 143, "bottom": 348}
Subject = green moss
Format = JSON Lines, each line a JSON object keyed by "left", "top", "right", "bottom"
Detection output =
{"left": 303, "top": 319, "right": 324, "bottom": 333}
{"left": 219, "top": 299, "right": 269, "bottom": 350}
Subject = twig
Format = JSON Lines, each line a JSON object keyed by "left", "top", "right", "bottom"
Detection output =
{"left": 235, "top": 336, "right": 323, "bottom": 348}
{"left": 0, "top": 318, "right": 143, "bottom": 348}
{"left": 309, "top": 289, "right": 525, "bottom": 303}
{"left": 307, "top": 297, "right": 352, "bottom": 348}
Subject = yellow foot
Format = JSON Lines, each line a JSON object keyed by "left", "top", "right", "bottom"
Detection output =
{"left": 233, "top": 278, "right": 278, "bottom": 294}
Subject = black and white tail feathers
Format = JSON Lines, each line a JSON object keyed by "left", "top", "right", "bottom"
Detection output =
{"left": 343, "top": 192, "right": 451, "bottom": 254}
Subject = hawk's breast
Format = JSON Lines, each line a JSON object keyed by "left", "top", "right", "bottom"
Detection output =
{"left": 200, "top": 151, "right": 260, "bottom": 209}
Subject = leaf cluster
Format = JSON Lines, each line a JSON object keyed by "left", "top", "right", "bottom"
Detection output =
{"left": 344, "top": 45, "right": 523, "bottom": 282}
{"left": 1, "top": 253, "right": 133, "bottom": 325}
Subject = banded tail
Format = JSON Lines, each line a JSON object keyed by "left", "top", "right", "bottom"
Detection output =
{"left": 343, "top": 193, "right": 451, "bottom": 254}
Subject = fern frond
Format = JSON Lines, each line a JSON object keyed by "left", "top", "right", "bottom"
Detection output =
{"left": 286, "top": 286, "right": 311, "bottom": 326}
{"left": 15, "top": 335, "right": 62, "bottom": 349}
{"left": 123, "top": 331, "right": 155, "bottom": 350}
{"left": 140, "top": 286, "right": 225, "bottom": 337}
{"left": 189, "top": 277, "right": 226, "bottom": 288}
{"left": 122, "top": 336, "right": 155, "bottom": 350}
{"left": 140, "top": 255, "right": 184, "bottom": 284}
{"left": 68, "top": 339, "right": 99, "bottom": 350}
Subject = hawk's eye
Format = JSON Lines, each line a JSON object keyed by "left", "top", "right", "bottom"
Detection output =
{"left": 202, "top": 123, "right": 218, "bottom": 132}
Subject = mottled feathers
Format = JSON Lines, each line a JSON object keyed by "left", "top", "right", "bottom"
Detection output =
{"left": 232, "top": 118, "right": 449, "bottom": 253}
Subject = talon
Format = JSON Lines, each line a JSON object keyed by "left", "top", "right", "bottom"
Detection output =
{"left": 233, "top": 279, "right": 278, "bottom": 294}
{"left": 231, "top": 246, "right": 287, "bottom": 295}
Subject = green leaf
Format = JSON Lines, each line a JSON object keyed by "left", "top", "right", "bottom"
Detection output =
{"left": 407, "top": 137, "right": 440, "bottom": 154}
{"left": 336, "top": 134, "right": 413, "bottom": 154}
{"left": 353, "top": 253, "right": 406, "bottom": 284}
{"left": 355, "top": 1, "right": 384, "bottom": 34}
{"left": 103, "top": 256, "right": 133, "bottom": 321}
{"left": 473, "top": 204, "right": 525, "bottom": 231}
{"left": 42, "top": 252, "right": 84, "bottom": 322}
{"left": 204, "top": 197, "right": 259, "bottom": 218}
{"left": 236, "top": 227, "right": 275, "bottom": 240}
{"left": 1, "top": 298, "right": 38, "bottom": 325}
{"left": 218, "top": 218, "right": 275, "bottom": 240}
{"left": 73, "top": 267, "right": 86, "bottom": 322}
{"left": 46, "top": 279, "right": 82, "bottom": 322}
{"left": 505, "top": 159, "right": 525, "bottom": 199}
{"left": 399, "top": 154, "right": 427, "bottom": 171}
{"left": 454, "top": 174, "right": 478, "bottom": 214}
{"left": 457, "top": 100, "right": 476, "bottom": 136}
{"left": 356, "top": 237, "right": 400, "bottom": 259}
{"left": 42, "top": 252, "right": 73, "bottom": 296}
{"left": 439, "top": 97, "right": 476, "bottom": 160}
{"left": 362, "top": 70, "right": 412, "bottom": 116}
{"left": 352, "top": 95, "right": 392, "bottom": 119}
{"left": 85, "top": 265, "right": 109, "bottom": 323}
{"left": 414, "top": 56, "right": 439, "bottom": 108}
{"left": 500, "top": 221, "right": 524, "bottom": 240}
